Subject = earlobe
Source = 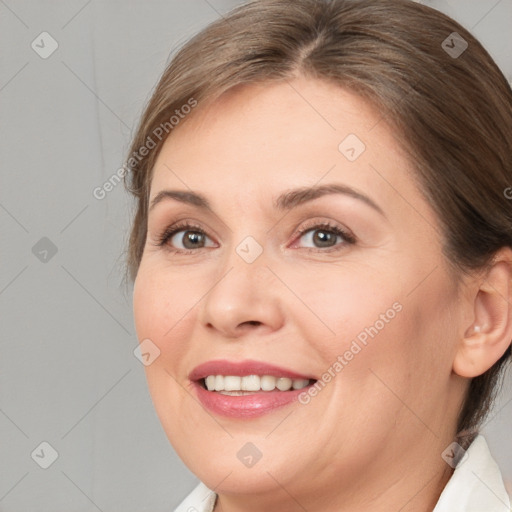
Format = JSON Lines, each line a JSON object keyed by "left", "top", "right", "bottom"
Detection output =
{"left": 453, "top": 249, "right": 512, "bottom": 378}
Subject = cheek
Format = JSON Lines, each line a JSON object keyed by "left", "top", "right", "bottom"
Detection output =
{"left": 133, "top": 265, "right": 202, "bottom": 366}
{"left": 132, "top": 266, "right": 196, "bottom": 427}
{"left": 133, "top": 267, "right": 201, "bottom": 446}
{"left": 288, "top": 263, "right": 401, "bottom": 357}
{"left": 298, "top": 262, "right": 456, "bottom": 407}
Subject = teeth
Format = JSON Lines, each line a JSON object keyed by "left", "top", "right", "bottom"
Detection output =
{"left": 241, "top": 374, "right": 260, "bottom": 391}
{"left": 276, "top": 377, "right": 292, "bottom": 391}
{"left": 205, "top": 375, "right": 215, "bottom": 390}
{"left": 224, "top": 376, "right": 241, "bottom": 391}
{"left": 203, "top": 375, "right": 310, "bottom": 392}
{"left": 292, "top": 378, "right": 311, "bottom": 390}
{"left": 261, "top": 375, "right": 276, "bottom": 391}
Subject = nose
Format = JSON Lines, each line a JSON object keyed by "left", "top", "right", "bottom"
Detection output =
{"left": 198, "top": 254, "right": 285, "bottom": 339}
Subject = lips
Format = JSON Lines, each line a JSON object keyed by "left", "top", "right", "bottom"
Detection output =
{"left": 188, "top": 359, "right": 318, "bottom": 418}
{"left": 189, "top": 359, "right": 316, "bottom": 381}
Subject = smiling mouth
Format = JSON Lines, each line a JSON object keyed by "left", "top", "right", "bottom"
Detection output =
{"left": 190, "top": 363, "right": 319, "bottom": 417}
{"left": 199, "top": 375, "right": 317, "bottom": 394}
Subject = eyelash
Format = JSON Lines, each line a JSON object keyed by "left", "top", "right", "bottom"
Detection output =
{"left": 155, "top": 220, "right": 356, "bottom": 254}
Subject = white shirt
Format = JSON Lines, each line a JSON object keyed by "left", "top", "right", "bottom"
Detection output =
{"left": 174, "top": 434, "right": 511, "bottom": 512}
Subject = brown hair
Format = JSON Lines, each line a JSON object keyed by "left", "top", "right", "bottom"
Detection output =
{"left": 124, "top": 0, "right": 512, "bottom": 438}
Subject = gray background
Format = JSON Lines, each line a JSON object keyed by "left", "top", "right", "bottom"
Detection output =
{"left": 1, "top": 1, "right": 511, "bottom": 510}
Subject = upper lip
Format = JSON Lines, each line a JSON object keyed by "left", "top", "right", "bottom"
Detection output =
{"left": 189, "top": 359, "right": 316, "bottom": 381}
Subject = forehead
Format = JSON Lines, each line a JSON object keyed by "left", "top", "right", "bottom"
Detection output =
{"left": 157, "top": 78, "right": 391, "bottom": 160}
{"left": 148, "top": 77, "right": 427, "bottom": 222}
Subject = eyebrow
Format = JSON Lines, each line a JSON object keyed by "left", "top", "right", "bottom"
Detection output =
{"left": 149, "top": 183, "right": 385, "bottom": 217}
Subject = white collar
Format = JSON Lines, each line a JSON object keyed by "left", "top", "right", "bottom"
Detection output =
{"left": 174, "top": 435, "right": 510, "bottom": 512}
{"left": 433, "top": 434, "right": 510, "bottom": 511}
{"left": 174, "top": 480, "right": 216, "bottom": 512}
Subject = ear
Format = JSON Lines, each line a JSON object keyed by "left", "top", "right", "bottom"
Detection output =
{"left": 453, "top": 248, "right": 512, "bottom": 378}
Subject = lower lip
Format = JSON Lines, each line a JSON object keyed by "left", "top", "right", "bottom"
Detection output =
{"left": 192, "top": 380, "right": 314, "bottom": 418}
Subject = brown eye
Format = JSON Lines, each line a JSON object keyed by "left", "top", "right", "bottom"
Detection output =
{"left": 157, "top": 222, "right": 216, "bottom": 253}
{"left": 302, "top": 229, "right": 339, "bottom": 248}
{"left": 296, "top": 222, "right": 355, "bottom": 250}
{"left": 173, "top": 230, "right": 207, "bottom": 249}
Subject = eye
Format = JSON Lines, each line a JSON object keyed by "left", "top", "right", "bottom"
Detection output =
{"left": 154, "top": 220, "right": 356, "bottom": 255}
{"left": 156, "top": 222, "right": 216, "bottom": 253}
{"left": 293, "top": 221, "right": 356, "bottom": 251}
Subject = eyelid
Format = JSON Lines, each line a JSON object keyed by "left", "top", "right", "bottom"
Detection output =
{"left": 289, "top": 218, "right": 356, "bottom": 247}
{"left": 154, "top": 220, "right": 215, "bottom": 250}
{"left": 154, "top": 217, "right": 356, "bottom": 254}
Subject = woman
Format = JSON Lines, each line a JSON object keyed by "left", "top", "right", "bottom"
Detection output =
{"left": 124, "top": 0, "right": 512, "bottom": 510}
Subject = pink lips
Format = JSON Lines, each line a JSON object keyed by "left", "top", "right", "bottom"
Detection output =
{"left": 189, "top": 359, "right": 314, "bottom": 381}
{"left": 189, "top": 359, "right": 317, "bottom": 419}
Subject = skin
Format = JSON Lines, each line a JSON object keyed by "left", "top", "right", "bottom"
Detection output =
{"left": 132, "top": 77, "right": 512, "bottom": 512}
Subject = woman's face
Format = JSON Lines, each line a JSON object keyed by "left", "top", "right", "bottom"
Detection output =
{"left": 133, "top": 78, "right": 466, "bottom": 507}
